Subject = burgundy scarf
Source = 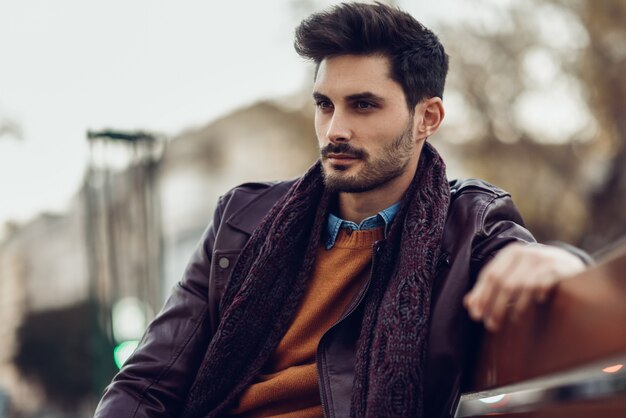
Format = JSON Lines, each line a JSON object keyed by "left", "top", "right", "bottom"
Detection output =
{"left": 181, "top": 142, "right": 450, "bottom": 417}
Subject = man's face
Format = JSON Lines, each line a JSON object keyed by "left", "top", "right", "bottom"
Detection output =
{"left": 313, "top": 54, "right": 418, "bottom": 193}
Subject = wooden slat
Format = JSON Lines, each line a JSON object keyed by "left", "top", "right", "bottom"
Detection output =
{"left": 472, "top": 245, "right": 626, "bottom": 390}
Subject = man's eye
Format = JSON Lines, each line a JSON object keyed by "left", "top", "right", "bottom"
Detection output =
{"left": 355, "top": 101, "right": 375, "bottom": 109}
{"left": 316, "top": 100, "right": 333, "bottom": 109}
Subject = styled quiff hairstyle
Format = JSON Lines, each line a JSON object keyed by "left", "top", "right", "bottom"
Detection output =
{"left": 294, "top": 2, "right": 449, "bottom": 110}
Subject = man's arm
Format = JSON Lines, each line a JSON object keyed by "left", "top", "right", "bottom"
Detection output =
{"left": 464, "top": 240, "right": 587, "bottom": 332}
{"left": 94, "top": 197, "right": 224, "bottom": 417}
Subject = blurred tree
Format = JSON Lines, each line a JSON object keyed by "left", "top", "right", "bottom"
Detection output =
{"left": 572, "top": 0, "right": 626, "bottom": 252}
{"left": 437, "top": 0, "right": 626, "bottom": 252}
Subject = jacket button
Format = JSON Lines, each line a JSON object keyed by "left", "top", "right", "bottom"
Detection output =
{"left": 218, "top": 257, "right": 230, "bottom": 269}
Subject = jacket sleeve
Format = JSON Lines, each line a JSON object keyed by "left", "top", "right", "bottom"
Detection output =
{"left": 94, "top": 197, "right": 225, "bottom": 417}
{"left": 470, "top": 193, "right": 592, "bottom": 270}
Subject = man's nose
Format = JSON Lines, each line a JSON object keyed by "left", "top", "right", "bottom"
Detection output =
{"left": 326, "top": 112, "right": 352, "bottom": 143}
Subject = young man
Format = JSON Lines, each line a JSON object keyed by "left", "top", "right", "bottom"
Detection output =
{"left": 95, "top": 3, "right": 587, "bottom": 417}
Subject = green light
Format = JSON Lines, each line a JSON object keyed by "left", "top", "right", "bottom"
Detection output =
{"left": 113, "top": 340, "right": 140, "bottom": 369}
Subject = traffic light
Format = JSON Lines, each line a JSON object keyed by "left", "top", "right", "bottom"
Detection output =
{"left": 111, "top": 297, "right": 151, "bottom": 369}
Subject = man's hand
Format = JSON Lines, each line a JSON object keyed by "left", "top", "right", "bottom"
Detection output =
{"left": 463, "top": 243, "right": 586, "bottom": 332}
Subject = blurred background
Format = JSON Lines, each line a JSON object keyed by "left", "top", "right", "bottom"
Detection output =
{"left": 0, "top": 0, "right": 625, "bottom": 416}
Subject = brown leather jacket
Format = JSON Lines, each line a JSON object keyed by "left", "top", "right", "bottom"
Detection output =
{"left": 95, "top": 178, "right": 537, "bottom": 418}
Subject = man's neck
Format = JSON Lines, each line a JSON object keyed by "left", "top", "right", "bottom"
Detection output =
{"left": 336, "top": 191, "right": 398, "bottom": 224}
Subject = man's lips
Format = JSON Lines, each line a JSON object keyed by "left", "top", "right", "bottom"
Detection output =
{"left": 327, "top": 153, "right": 360, "bottom": 161}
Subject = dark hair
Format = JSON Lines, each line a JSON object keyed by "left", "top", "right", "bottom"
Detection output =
{"left": 294, "top": 2, "right": 449, "bottom": 109}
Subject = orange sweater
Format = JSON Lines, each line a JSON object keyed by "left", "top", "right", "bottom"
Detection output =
{"left": 228, "top": 227, "right": 383, "bottom": 417}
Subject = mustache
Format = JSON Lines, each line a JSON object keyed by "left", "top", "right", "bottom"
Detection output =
{"left": 320, "top": 143, "right": 367, "bottom": 159}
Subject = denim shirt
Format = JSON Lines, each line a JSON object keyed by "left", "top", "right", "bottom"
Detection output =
{"left": 324, "top": 201, "right": 401, "bottom": 250}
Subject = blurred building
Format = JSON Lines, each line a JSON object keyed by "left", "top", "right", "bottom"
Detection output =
{"left": 0, "top": 99, "right": 318, "bottom": 417}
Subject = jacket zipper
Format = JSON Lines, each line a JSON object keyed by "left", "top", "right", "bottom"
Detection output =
{"left": 316, "top": 241, "right": 383, "bottom": 418}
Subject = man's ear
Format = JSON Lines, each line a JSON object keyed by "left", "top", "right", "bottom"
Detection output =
{"left": 414, "top": 97, "right": 445, "bottom": 140}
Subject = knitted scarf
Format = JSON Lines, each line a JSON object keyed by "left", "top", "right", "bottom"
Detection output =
{"left": 181, "top": 142, "right": 450, "bottom": 418}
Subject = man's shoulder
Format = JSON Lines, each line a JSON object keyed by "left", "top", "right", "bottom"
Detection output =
{"left": 220, "top": 178, "right": 297, "bottom": 205}
{"left": 447, "top": 178, "right": 521, "bottom": 225}
{"left": 449, "top": 178, "right": 511, "bottom": 200}
{"left": 446, "top": 178, "right": 525, "bottom": 231}
{"left": 215, "top": 178, "right": 299, "bottom": 234}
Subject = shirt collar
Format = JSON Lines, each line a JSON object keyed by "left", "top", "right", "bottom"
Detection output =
{"left": 324, "top": 201, "right": 401, "bottom": 250}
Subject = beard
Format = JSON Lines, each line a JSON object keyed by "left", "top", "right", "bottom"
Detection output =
{"left": 320, "top": 119, "right": 415, "bottom": 193}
